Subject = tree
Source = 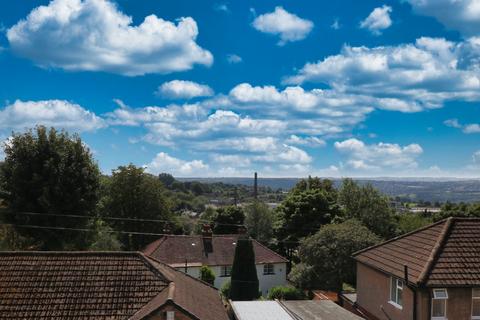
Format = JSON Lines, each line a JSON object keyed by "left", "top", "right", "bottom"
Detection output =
{"left": 230, "top": 237, "right": 259, "bottom": 300}
{"left": 1, "top": 126, "right": 100, "bottom": 249}
{"left": 275, "top": 177, "right": 341, "bottom": 261}
{"left": 290, "top": 219, "right": 380, "bottom": 292}
{"left": 102, "top": 164, "right": 172, "bottom": 250}
{"left": 212, "top": 206, "right": 245, "bottom": 234}
{"left": 199, "top": 265, "right": 216, "bottom": 285}
{"left": 396, "top": 213, "right": 432, "bottom": 234}
{"left": 86, "top": 219, "right": 122, "bottom": 251}
{"left": 158, "top": 173, "right": 175, "bottom": 188}
{"left": 244, "top": 201, "right": 274, "bottom": 243}
{"left": 338, "top": 179, "right": 396, "bottom": 238}
{"left": 433, "top": 202, "right": 480, "bottom": 221}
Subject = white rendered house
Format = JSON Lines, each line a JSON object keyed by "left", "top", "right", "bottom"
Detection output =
{"left": 143, "top": 229, "right": 288, "bottom": 296}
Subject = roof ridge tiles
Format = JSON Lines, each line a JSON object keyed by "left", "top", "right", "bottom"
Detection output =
{"left": 417, "top": 217, "right": 454, "bottom": 285}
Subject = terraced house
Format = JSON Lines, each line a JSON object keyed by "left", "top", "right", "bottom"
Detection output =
{"left": 0, "top": 251, "right": 228, "bottom": 320}
{"left": 353, "top": 217, "right": 480, "bottom": 320}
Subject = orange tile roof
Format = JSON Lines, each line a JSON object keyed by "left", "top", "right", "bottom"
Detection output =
{"left": 354, "top": 217, "right": 480, "bottom": 287}
{"left": 0, "top": 251, "right": 228, "bottom": 320}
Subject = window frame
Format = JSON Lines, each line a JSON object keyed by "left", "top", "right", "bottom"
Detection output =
{"left": 166, "top": 311, "right": 175, "bottom": 320}
{"left": 220, "top": 265, "right": 232, "bottom": 277}
{"left": 472, "top": 288, "right": 480, "bottom": 320}
{"left": 431, "top": 288, "right": 448, "bottom": 320}
{"left": 389, "top": 277, "right": 404, "bottom": 309}
{"left": 263, "top": 263, "right": 275, "bottom": 275}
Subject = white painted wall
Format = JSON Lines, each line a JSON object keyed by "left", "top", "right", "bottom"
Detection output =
{"left": 177, "top": 262, "right": 287, "bottom": 296}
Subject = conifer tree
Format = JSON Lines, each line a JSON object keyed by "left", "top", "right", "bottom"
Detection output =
{"left": 230, "top": 237, "right": 259, "bottom": 300}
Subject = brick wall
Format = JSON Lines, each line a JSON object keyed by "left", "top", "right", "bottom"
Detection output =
{"left": 356, "top": 263, "right": 414, "bottom": 320}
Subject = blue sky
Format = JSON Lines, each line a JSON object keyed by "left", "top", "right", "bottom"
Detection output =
{"left": 0, "top": 0, "right": 479, "bottom": 177}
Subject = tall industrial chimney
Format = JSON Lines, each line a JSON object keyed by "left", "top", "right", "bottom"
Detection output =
{"left": 254, "top": 172, "right": 258, "bottom": 200}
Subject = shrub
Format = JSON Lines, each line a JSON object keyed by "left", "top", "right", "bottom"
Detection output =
{"left": 199, "top": 265, "right": 215, "bottom": 285}
{"left": 267, "top": 286, "right": 305, "bottom": 300}
{"left": 220, "top": 280, "right": 231, "bottom": 299}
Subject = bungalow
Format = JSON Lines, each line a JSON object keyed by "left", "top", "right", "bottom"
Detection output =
{"left": 143, "top": 227, "right": 288, "bottom": 296}
{"left": 0, "top": 251, "right": 228, "bottom": 320}
{"left": 353, "top": 217, "right": 480, "bottom": 320}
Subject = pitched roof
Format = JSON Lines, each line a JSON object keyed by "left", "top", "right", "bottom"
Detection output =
{"left": 0, "top": 251, "right": 228, "bottom": 320}
{"left": 353, "top": 217, "right": 480, "bottom": 287}
{"left": 143, "top": 234, "right": 288, "bottom": 267}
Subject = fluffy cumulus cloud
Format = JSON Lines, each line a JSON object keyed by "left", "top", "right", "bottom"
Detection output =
{"left": 145, "top": 152, "right": 208, "bottom": 176}
{"left": 285, "top": 135, "right": 326, "bottom": 147}
{"left": 334, "top": 138, "right": 423, "bottom": 171}
{"left": 156, "top": 80, "right": 214, "bottom": 99}
{"left": 407, "top": 0, "right": 480, "bottom": 37}
{"left": 285, "top": 37, "right": 480, "bottom": 112}
{"left": 0, "top": 100, "right": 105, "bottom": 132}
{"left": 252, "top": 6, "right": 313, "bottom": 45}
{"left": 7, "top": 0, "right": 213, "bottom": 76}
{"left": 444, "top": 118, "right": 480, "bottom": 133}
{"left": 360, "top": 5, "right": 393, "bottom": 35}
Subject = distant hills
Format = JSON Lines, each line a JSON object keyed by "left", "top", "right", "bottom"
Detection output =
{"left": 178, "top": 177, "right": 480, "bottom": 203}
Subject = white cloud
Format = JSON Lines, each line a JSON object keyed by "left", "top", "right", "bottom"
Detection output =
{"left": 0, "top": 100, "right": 105, "bottom": 132}
{"left": 156, "top": 80, "right": 214, "bottom": 99}
{"left": 285, "top": 37, "right": 480, "bottom": 112}
{"left": 227, "top": 54, "right": 242, "bottom": 64}
{"left": 407, "top": 0, "right": 480, "bottom": 36}
{"left": 444, "top": 118, "right": 480, "bottom": 133}
{"left": 214, "top": 3, "right": 229, "bottom": 13}
{"left": 7, "top": 0, "right": 213, "bottom": 76}
{"left": 145, "top": 152, "right": 208, "bottom": 176}
{"left": 285, "top": 135, "right": 326, "bottom": 147}
{"left": 331, "top": 19, "right": 341, "bottom": 30}
{"left": 360, "top": 5, "right": 393, "bottom": 35}
{"left": 473, "top": 150, "right": 480, "bottom": 163}
{"left": 252, "top": 6, "right": 313, "bottom": 45}
{"left": 334, "top": 138, "right": 423, "bottom": 171}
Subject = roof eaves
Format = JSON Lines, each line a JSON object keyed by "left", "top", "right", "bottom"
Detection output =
{"left": 417, "top": 217, "right": 454, "bottom": 286}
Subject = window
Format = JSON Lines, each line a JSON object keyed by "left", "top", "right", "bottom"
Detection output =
{"left": 263, "top": 264, "right": 275, "bottom": 275}
{"left": 389, "top": 277, "right": 404, "bottom": 308}
{"left": 166, "top": 311, "right": 175, "bottom": 320}
{"left": 432, "top": 289, "right": 448, "bottom": 319}
{"left": 220, "top": 265, "right": 231, "bottom": 277}
{"left": 472, "top": 288, "right": 480, "bottom": 319}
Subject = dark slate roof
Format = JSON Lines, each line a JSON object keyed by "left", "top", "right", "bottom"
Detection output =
{"left": 353, "top": 217, "right": 480, "bottom": 287}
{"left": 0, "top": 251, "right": 228, "bottom": 320}
{"left": 143, "top": 234, "right": 287, "bottom": 267}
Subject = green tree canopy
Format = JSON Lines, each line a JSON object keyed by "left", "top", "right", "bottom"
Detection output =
{"left": 275, "top": 177, "right": 341, "bottom": 260}
{"left": 244, "top": 201, "right": 274, "bottom": 244}
{"left": 290, "top": 219, "right": 380, "bottom": 292}
{"left": 338, "top": 178, "right": 396, "bottom": 238}
{"left": 230, "top": 237, "right": 259, "bottom": 301}
{"left": 199, "top": 265, "right": 216, "bottom": 285}
{"left": 86, "top": 219, "right": 122, "bottom": 251}
{"left": 1, "top": 126, "right": 100, "bottom": 249}
{"left": 101, "top": 164, "right": 172, "bottom": 250}
{"left": 212, "top": 206, "right": 245, "bottom": 234}
{"left": 433, "top": 202, "right": 480, "bottom": 221}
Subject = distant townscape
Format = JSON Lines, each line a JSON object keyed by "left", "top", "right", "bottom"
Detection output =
{"left": 1, "top": 127, "right": 480, "bottom": 319}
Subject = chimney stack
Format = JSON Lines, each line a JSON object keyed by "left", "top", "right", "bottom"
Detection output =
{"left": 202, "top": 224, "right": 213, "bottom": 254}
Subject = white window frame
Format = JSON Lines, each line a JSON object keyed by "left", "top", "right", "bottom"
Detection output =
{"left": 220, "top": 265, "right": 231, "bottom": 277}
{"left": 472, "top": 288, "right": 480, "bottom": 320}
{"left": 166, "top": 311, "right": 175, "bottom": 320}
{"left": 431, "top": 288, "right": 448, "bottom": 320}
{"left": 389, "top": 277, "right": 404, "bottom": 309}
{"left": 263, "top": 263, "right": 275, "bottom": 275}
